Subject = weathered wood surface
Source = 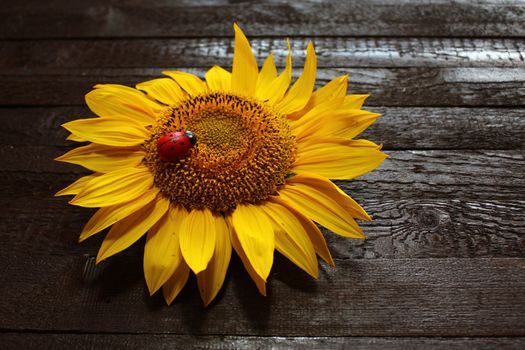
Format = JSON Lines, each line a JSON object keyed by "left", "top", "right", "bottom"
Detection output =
{"left": 2, "top": 189, "right": 523, "bottom": 260}
{"left": 2, "top": 37, "right": 524, "bottom": 69}
{"left": 1, "top": 252, "right": 524, "bottom": 336}
{"left": 1, "top": 150, "right": 523, "bottom": 260}
{"left": 2, "top": 149, "right": 524, "bottom": 200}
{"left": 1, "top": 107, "right": 523, "bottom": 150}
{"left": 3, "top": 67, "right": 525, "bottom": 107}
{"left": 1, "top": 0, "right": 524, "bottom": 348}
{"left": 2, "top": 0, "right": 525, "bottom": 38}
{"left": 3, "top": 334, "right": 525, "bottom": 350}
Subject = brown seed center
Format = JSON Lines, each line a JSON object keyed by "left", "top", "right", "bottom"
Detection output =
{"left": 144, "top": 92, "right": 296, "bottom": 213}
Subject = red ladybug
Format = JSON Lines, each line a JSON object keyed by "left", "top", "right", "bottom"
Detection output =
{"left": 156, "top": 130, "right": 197, "bottom": 162}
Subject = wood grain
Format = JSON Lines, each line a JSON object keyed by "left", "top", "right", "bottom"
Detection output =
{"left": 2, "top": 0, "right": 524, "bottom": 38}
{"left": 2, "top": 149, "right": 523, "bottom": 200}
{"left": 1, "top": 252, "right": 524, "bottom": 336}
{"left": 2, "top": 334, "right": 525, "bottom": 350}
{"left": 1, "top": 150, "right": 523, "bottom": 260}
{"left": 1, "top": 107, "right": 523, "bottom": 150}
{"left": 3, "top": 67, "right": 525, "bottom": 107}
{"left": 2, "top": 37, "right": 524, "bottom": 70}
{"left": 1, "top": 194, "right": 522, "bottom": 261}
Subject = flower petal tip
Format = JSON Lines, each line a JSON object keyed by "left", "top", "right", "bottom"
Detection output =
{"left": 54, "top": 188, "right": 68, "bottom": 197}
{"left": 147, "top": 285, "right": 161, "bottom": 297}
{"left": 95, "top": 255, "right": 106, "bottom": 265}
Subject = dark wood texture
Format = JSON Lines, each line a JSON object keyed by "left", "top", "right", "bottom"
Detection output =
{"left": 1, "top": 107, "right": 523, "bottom": 149}
{"left": 2, "top": 334, "right": 525, "bottom": 350}
{"left": 2, "top": 37, "right": 524, "bottom": 69}
{"left": 1, "top": 1, "right": 524, "bottom": 349}
{"left": 1, "top": 254, "right": 525, "bottom": 336}
{"left": 2, "top": 0, "right": 525, "bottom": 38}
{"left": 4, "top": 67, "right": 525, "bottom": 107}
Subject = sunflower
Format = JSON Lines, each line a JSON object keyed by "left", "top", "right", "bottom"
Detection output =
{"left": 56, "top": 24, "right": 386, "bottom": 306}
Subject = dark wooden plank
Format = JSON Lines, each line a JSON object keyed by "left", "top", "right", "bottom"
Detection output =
{"left": 2, "top": 67, "right": 525, "bottom": 107}
{"left": 2, "top": 107, "right": 523, "bottom": 150}
{"left": 1, "top": 0, "right": 524, "bottom": 38}
{"left": 2, "top": 150, "right": 523, "bottom": 201}
{"left": 2, "top": 334, "right": 525, "bottom": 350}
{"left": 1, "top": 194, "right": 523, "bottom": 261}
{"left": 0, "top": 150, "right": 523, "bottom": 259}
{"left": 2, "top": 37, "right": 524, "bottom": 70}
{"left": 1, "top": 252, "right": 524, "bottom": 336}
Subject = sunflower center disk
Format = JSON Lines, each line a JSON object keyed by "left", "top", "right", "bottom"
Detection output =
{"left": 144, "top": 92, "right": 296, "bottom": 213}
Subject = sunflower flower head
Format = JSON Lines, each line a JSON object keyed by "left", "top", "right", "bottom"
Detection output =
{"left": 56, "top": 24, "right": 387, "bottom": 306}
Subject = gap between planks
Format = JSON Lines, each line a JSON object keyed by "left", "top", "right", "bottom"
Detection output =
{"left": 1, "top": 333, "right": 525, "bottom": 350}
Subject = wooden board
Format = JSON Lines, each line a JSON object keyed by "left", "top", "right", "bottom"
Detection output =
{"left": 2, "top": 0, "right": 524, "bottom": 38}
{"left": 2, "top": 107, "right": 523, "bottom": 150}
{"left": 3, "top": 67, "right": 525, "bottom": 107}
{"left": 1, "top": 252, "right": 524, "bottom": 336}
{"left": 2, "top": 38, "right": 524, "bottom": 69}
{"left": 1, "top": 151, "right": 523, "bottom": 263}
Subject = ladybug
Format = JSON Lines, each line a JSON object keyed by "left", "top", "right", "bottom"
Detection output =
{"left": 156, "top": 130, "right": 197, "bottom": 162}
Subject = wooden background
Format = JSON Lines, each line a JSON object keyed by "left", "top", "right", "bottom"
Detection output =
{"left": 1, "top": 1, "right": 524, "bottom": 349}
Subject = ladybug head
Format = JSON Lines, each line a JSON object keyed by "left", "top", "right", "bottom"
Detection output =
{"left": 184, "top": 130, "right": 197, "bottom": 145}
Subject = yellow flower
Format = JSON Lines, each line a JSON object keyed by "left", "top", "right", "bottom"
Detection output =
{"left": 56, "top": 24, "right": 387, "bottom": 306}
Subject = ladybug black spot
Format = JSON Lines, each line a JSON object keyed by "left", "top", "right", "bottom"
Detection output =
{"left": 170, "top": 146, "right": 175, "bottom": 150}
{"left": 180, "top": 142, "right": 185, "bottom": 145}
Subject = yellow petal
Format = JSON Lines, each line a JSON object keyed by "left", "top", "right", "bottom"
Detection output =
{"left": 66, "top": 133, "right": 87, "bottom": 142}
{"left": 228, "top": 217, "right": 266, "bottom": 296}
{"left": 289, "top": 97, "right": 346, "bottom": 137}
{"left": 294, "top": 139, "right": 387, "bottom": 180}
{"left": 288, "top": 75, "right": 348, "bottom": 120}
{"left": 54, "top": 173, "right": 100, "bottom": 196}
{"left": 291, "top": 173, "right": 370, "bottom": 221}
{"left": 70, "top": 166, "right": 153, "bottom": 208}
{"left": 86, "top": 84, "right": 161, "bottom": 125}
{"left": 55, "top": 143, "right": 144, "bottom": 173}
{"left": 136, "top": 78, "right": 185, "bottom": 105}
{"left": 273, "top": 198, "right": 334, "bottom": 267}
{"left": 79, "top": 187, "right": 160, "bottom": 242}
{"left": 293, "top": 109, "right": 380, "bottom": 142}
{"left": 348, "top": 139, "right": 384, "bottom": 149}
{"left": 231, "top": 204, "right": 274, "bottom": 281}
{"left": 261, "top": 202, "right": 318, "bottom": 278}
{"left": 335, "top": 110, "right": 381, "bottom": 139}
{"left": 205, "top": 65, "right": 231, "bottom": 91}
{"left": 163, "top": 70, "right": 207, "bottom": 96}
{"left": 144, "top": 205, "right": 187, "bottom": 295}
{"left": 257, "top": 40, "right": 292, "bottom": 104}
{"left": 162, "top": 260, "right": 190, "bottom": 305}
{"left": 231, "top": 23, "right": 258, "bottom": 96}
{"left": 197, "top": 216, "right": 232, "bottom": 306}
{"left": 330, "top": 109, "right": 381, "bottom": 139}
{"left": 61, "top": 116, "right": 149, "bottom": 147}
{"left": 255, "top": 53, "right": 277, "bottom": 98}
{"left": 277, "top": 175, "right": 365, "bottom": 238}
{"left": 96, "top": 194, "right": 170, "bottom": 263}
{"left": 342, "top": 94, "right": 369, "bottom": 109}
{"left": 179, "top": 208, "right": 217, "bottom": 274}
{"left": 276, "top": 41, "right": 317, "bottom": 115}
